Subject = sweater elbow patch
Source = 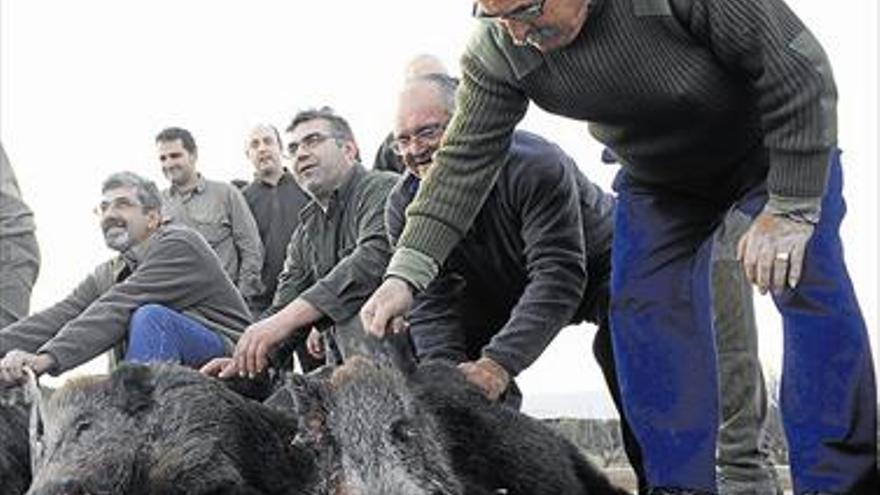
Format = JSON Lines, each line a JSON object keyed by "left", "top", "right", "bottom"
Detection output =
{"left": 788, "top": 29, "right": 837, "bottom": 145}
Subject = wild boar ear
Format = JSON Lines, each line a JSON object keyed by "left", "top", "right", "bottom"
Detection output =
{"left": 111, "top": 363, "right": 155, "bottom": 415}
{"left": 289, "top": 374, "right": 330, "bottom": 434}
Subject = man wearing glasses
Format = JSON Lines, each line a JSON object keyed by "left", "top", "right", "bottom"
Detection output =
{"left": 385, "top": 73, "right": 648, "bottom": 475}
{"left": 0, "top": 172, "right": 251, "bottom": 385}
{"left": 363, "top": 1, "right": 877, "bottom": 494}
{"left": 202, "top": 108, "right": 398, "bottom": 379}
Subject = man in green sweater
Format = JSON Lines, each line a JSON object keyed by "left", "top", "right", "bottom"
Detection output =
{"left": 0, "top": 172, "right": 251, "bottom": 384}
{"left": 361, "top": 1, "right": 876, "bottom": 494}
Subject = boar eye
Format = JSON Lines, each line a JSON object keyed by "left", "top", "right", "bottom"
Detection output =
{"left": 388, "top": 418, "right": 415, "bottom": 443}
{"left": 74, "top": 420, "right": 92, "bottom": 437}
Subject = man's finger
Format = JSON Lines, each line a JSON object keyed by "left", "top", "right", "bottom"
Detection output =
{"left": 739, "top": 239, "right": 758, "bottom": 285}
{"left": 360, "top": 303, "right": 375, "bottom": 333}
{"left": 199, "top": 358, "right": 226, "bottom": 376}
{"left": 255, "top": 341, "right": 269, "bottom": 375}
{"left": 244, "top": 339, "right": 260, "bottom": 377}
{"left": 755, "top": 247, "right": 774, "bottom": 294}
{"left": 238, "top": 338, "right": 254, "bottom": 377}
{"left": 217, "top": 359, "right": 239, "bottom": 379}
{"left": 771, "top": 252, "right": 789, "bottom": 294}
{"left": 788, "top": 243, "right": 807, "bottom": 288}
{"left": 368, "top": 305, "right": 391, "bottom": 337}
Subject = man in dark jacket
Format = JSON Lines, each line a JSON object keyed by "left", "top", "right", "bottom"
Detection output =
{"left": 0, "top": 172, "right": 251, "bottom": 384}
{"left": 202, "top": 108, "right": 397, "bottom": 379}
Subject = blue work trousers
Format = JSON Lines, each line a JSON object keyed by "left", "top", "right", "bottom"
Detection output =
{"left": 610, "top": 150, "right": 877, "bottom": 494}
{"left": 125, "top": 304, "right": 227, "bottom": 367}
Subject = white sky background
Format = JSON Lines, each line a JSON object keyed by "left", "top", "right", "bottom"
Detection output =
{"left": 1, "top": 0, "right": 876, "bottom": 417}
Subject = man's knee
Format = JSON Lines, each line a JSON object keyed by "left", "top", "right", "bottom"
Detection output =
{"left": 129, "top": 304, "right": 174, "bottom": 332}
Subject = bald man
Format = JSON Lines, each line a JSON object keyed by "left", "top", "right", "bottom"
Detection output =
{"left": 372, "top": 54, "right": 452, "bottom": 174}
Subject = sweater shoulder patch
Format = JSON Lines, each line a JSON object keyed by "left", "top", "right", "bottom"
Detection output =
{"left": 468, "top": 21, "right": 544, "bottom": 82}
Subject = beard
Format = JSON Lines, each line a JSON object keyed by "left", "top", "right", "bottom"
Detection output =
{"left": 103, "top": 224, "right": 136, "bottom": 252}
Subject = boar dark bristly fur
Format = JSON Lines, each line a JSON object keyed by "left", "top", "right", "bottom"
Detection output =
{"left": 0, "top": 387, "right": 31, "bottom": 495}
{"left": 287, "top": 356, "right": 464, "bottom": 495}
{"left": 26, "top": 363, "right": 316, "bottom": 495}
{"left": 411, "top": 360, "right": 632, "bottom": 495}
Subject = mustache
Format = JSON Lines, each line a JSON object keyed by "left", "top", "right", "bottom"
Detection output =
{"left": 102, "top": 218, "right": 127, "bottom": 232}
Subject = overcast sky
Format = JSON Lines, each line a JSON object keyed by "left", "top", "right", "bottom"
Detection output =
{"left": 1, "top": 0, "right": 876, "bottom": 417}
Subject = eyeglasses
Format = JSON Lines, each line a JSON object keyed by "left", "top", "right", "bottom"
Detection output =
{"left": 285, "top": 131, "right": 340, "bottom": 157}
{"left": 390, "top": 123, "right": 447, "bottom": 156}
{"left": 472, "top": 0, "right": 545, "bottom": 22}
{"left": 95, "top": 197, "right": 142, "bottom": 215}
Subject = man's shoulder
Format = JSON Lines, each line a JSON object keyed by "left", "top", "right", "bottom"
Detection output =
{"left": 464, "top": 20, "right": 543, "bottom": 82}
{"left": 202, "top": 177, "right": 241, "bottom": 195}
{"left": 358, "top": 168, "right": 400, "bottom": 195}
{"left": 506, "top": 131, "right": 573, "bottom": 175}
{"left": 151, "top": 223, "right": 208, "bottom": 251}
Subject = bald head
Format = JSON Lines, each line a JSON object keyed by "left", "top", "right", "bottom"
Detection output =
{"left": 404, "top": 54, "right": 449, "bottom": 80}
{"left": 245, "top": 123, "right": 284, "bottom": 182}
{"left": 394, "top": 76, "right": 459, "bottom": 179}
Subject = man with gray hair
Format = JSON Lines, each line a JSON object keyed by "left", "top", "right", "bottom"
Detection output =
{"left": 0, "top": 172, "right": 251, "bottom": 384}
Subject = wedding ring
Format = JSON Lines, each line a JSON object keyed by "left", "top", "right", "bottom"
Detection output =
{"left": 775, "top": 252, "right": 790, "bottom": 262}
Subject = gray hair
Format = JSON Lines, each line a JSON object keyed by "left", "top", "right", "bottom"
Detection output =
{"left": 101, "top": 171, "right": 163, "bottom": 213}
{"left": 406, "top": 74, "right": 459, "bottom": 115}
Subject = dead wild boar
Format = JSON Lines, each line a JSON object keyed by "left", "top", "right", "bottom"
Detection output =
{"left": 268, "top": 358, "right": 462, "bottom": 495}
{"left": 285, "top": 355, "right": 628, "bottom": 495}
{"left": 1, "top": 383, "right": 31, "bottom": 495}
{"left": 410, "top": 359, "right": 631, "bottom": 495}
{"left": 26, "top": 362, "right": 316, "bottom": 495}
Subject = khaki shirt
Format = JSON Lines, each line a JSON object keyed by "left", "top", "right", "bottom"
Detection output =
{"left": 162, "top": 175, "right": 264, "bottom": 298}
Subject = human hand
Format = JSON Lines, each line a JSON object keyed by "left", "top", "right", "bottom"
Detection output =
{"left": 360, "top": 277, "right": 413, "bottom": 337}
{"left": 199, "top": 357, "right": 239, "bottom": 378}
{"left": 0, "top": 350, "right": 55, "bottom": 385}
{"left": 232, "top": 318, "right": 294, "bottom": 378}
{"left": 457, "top": 357, "right": 510, "bottom": 402}
{"left": 306, "top": 328, "right": 325, "bottom": 360}
{"left": 737, "top": 211, "right": 815, "bottom": 294}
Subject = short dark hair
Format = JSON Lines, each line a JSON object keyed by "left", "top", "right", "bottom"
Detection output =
{"left": 101, "top": 171, "right": 163, "bottom": 213}
{"left": 155, "top": 127, "right": 198, "bottom": 154}
{"left": 285, "top": 106, "right": 356, "bottom": 143}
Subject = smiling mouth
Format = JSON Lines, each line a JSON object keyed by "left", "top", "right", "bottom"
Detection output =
{"left": 103, "top": 225, "right": 127, "bottom": 236}
{"left": 298, "top": 162, "right": 319, "bottom": 174}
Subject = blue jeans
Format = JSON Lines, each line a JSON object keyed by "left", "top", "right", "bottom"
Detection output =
{"left": 125, "top": 304, "right": 227, "bottom": 367}
{"left": 610, "top": 150, "right": 876, "bottom": 494}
